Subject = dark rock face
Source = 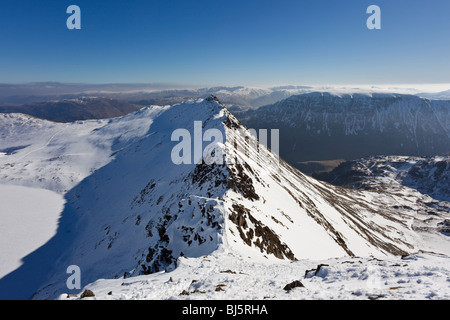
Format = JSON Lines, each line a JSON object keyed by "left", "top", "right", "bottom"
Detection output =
{"left": 80, "top": 289, "right": 95, "bottom": 298}
{"left": 236, "top": 93, "right": 450, "bottom": 166}
{"left": 227, "top": 163, "right": 260, "bottom": 201}
{"left": 283, "top": 280, "right": 304, "bottom": 291}
{"left": 229, "top": 204, "right": 296, "bottom": 261}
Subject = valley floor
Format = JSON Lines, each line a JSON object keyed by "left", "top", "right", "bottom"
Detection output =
{"left": 61, "top": 250, "right": 450, "bottom": 300}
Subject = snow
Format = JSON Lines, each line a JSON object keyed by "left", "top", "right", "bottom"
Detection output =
{"left": 0, "top": 97, "right": 448, "bottom": 300}
{"left": 0, "top": 184, "right": 65, "bottom": 278}
{"left": 59, "top": 251, "right": 450, "bottom": 300}
{"left": 0, "top": 106, "right": 167, "bottom": 194}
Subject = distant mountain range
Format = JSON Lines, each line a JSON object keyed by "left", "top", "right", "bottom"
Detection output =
{"left": 3, "top": 83, "right": 449, "bottom": 108}
{"left": 0, "top": 97, "right": 142, "bottom": 123}
{"left": 1, "top": 91, "right": 449, "bottom": 174}
{"left": 236, "top": 93, "right": 450, "bottom": 168}
{"left": 0, "top": 83, "right": 314, "bottom": 108}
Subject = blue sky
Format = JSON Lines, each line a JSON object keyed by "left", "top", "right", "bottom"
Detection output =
{"left": 1, "top": 0, "right": 450, "bottom": 86}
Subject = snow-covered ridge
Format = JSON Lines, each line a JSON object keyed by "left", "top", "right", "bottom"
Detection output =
{"left": 0, "top": 97, "right": 448, "bottom": 300}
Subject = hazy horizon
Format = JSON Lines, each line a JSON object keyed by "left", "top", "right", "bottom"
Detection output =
{"left": 1, "top": 81, "right": 450, "bottom": 93}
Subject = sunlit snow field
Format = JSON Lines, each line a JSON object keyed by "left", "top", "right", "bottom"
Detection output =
{"left": 61, "top": 250, "right": 450, "bottom": 300}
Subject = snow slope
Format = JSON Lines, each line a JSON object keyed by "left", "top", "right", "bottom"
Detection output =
{"left": 61, "top": 251, "right": 450, "bottom": 300}
{"left": 0, "top": 97, "right": 448, "bottom": 300}
{"left": 0, "top": 106, "right": 168, "bottom": 193}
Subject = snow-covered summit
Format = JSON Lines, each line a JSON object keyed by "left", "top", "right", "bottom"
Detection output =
{"left": 0, "top": 97, "right": 448, "bottom": 300}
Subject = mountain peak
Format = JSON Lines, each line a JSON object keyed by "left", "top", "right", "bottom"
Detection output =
{"left": 205, "top": 94, "right": 223, "bottom": 105}
{"left": 2, "top": 98, "right": 447, "bottom": 300}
